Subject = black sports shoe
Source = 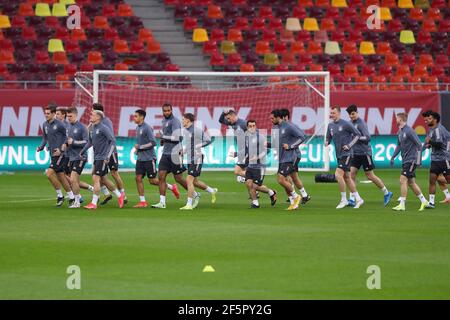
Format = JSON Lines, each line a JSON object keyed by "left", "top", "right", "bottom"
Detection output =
{"left": 270, "top": 191, "right": 277, "bottom": 206}
{"left": 68, "top": 198, "right": 75, "bottom": 206}
{"left": 100, "top": 195, "right": 113, "bottom": 205}
{"left": 285, "top": 198, "right": 290, "bottom": 203}
{"left": 250, "top": 204, "right": 260, "bottom": 209}
{"left": 56, "top": 196, "right": 64, "bottom": 207}
{"left": 123, "top": 197, "right": 128, "bottom": 205}
{"left": 301, "top": 195, "right": 311, "bottom": 204}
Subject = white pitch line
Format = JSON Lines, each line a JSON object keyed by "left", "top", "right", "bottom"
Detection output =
{"left": 0, "top": 198, "right": 55, "bottom": 203}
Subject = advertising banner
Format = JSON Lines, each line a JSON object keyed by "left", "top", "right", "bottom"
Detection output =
{"left": 0, "top": 136, "right": 431, "bottom": 172}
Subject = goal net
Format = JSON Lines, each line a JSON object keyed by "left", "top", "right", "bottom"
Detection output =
{"left": 73, "top": 71, "right": 330, "bottom": 172}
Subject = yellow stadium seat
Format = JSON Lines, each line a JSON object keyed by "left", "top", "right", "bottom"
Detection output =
{"left": 399, "top": 30, "right": 415, "bottom": 44}
{"left": 324, "top": 41, "right": 341, "bottom": 55}
{"left": 60, "top": 0, "right": 76, "bottom": 5}
{"left": 52, "top": 3, "right": 68, "bottom": 17}
{"left": 414, "top": 0, "right": 430, "bottom": 8}
{"left": 398, "top": 0, "right": 414, "bottom": 8}
{"left": 48, "top": 39, "right": 65, "bottom": 52}
{"left": 380, "top": 7, "right": 392, "bottom": 21}
{"left": 286, "top": 18, "right": 302, "bottom": 31}
{"left": 359, "top": 41, "right": 375, "bottom": 55}
{"left": 0, "top": 15, "right": 11, "bottom": 29}
{"left": 303, "top": 18, "right": 319, "bottom": 31}
{"left": 220, "top": 40, "right": 236, "bottom": 54}
{"left": 264, "top": 53, "right": 280, "bottom": 66}
{"left": 192, "top": 28, "right": 209, "bottom": 42}
{"left": 332, "top": 0, "right": 348, "bottom": 7}
{"left": 35, "top": 3, "right": 52, "bottom": 17}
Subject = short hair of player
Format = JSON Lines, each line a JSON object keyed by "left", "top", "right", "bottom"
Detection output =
{"left": 93, "top": 110, "right": 105, "bottom": 119}
{"left": 247, "top": 119, "right": 256, "bottom": 126}
{"left": 346, "top": 104, "right": 358, "bottom": 114}
{"left": 56, "top": 107, "right": 67, "bottom": 116}
{"left": 45, "top": 105, "right": 57, "bottom": 113}
{"left": 135, "top": 109, "right": 146, "bottom": 119}
{"left": 92, "top": 103, "right": 104, "bottom": 112}
{"left": 421, "top": 110, "right": 433, "bottom": 117}
{"left": 67, "top": 107, "right": 78, "bottom": 115}
{"left": 430, "top": 111, "right": 441, "bottom": 123}
{"left": 162, "top": 103, "right": 172, "bottom": 110}
{"left": 331, "top": 106, "right": 341, "bottom": 112}
{"left": 280, "top": 108, "right": 290, "bottom": 119}
{"left": 183, "top": 113, "right": 195, "bottom": 122}
{"left": 396, "top": 112, "right": 408, "bottom": 122}
{"left": 270, "top": 109, "right": 282, "bottom": 118}
{"left": 225, "top": 109, "right": 236, "bottom": 116}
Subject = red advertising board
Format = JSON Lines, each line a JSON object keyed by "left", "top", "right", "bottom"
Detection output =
{"left": 0, "top": 89, "right": 440, "bottom": 137}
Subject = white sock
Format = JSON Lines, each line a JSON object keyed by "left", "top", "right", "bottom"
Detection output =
{"left": 187, "top": 197, "right": 193, "bottom": 206}
{"left": 290, "top": 191, "right": 298, "bottom": 198}
{"left": 288, "top": 196, "right": 294, "bottom": 204}
{"left": 418, "top": 194, "right": 427, "bottom": 204}
{"left": 252, "top": 199, "right": 259, "bottom": 206}
{"left": 92, "top": 194, "right": 99, "bottom": 205}
{"left": 88, "top": 185, "right": 94, "bottom": 192}
{"left": 299, "top": 188, "right": 308, "bottom": 197}
{"left": 101, "top": 186, "right": 110, "bottom": 196}
{"left": 194, "top": 191, "right": 199, "bottom": 197}
{"left": 75, "top": 194, "right": 81, "bottom": 204}
{"left": 349, "top": 193, "right": 355, "bottom": 201}
{"left": 160, "top": 195, "right": 166, "bottom": 205}
{"left": 381, "top": 186, "right": 389, "bottom": 195}
{"left": 113, "top": 189, "right": 121, "bottom": 197}
{"left": 67, "top": 191, "right": 75, "bottom": 200}
{"left": 354, "top": 192, "right": 362, "bottom": 202}
{"left": 139, "top": 196, "right": 146, "bottom": 202}
{"left": 206, "top": 186, "right": 215, "bottom": 193}
{"left": 444, "top": 189, "right": 450, "bottom": 199}
{"left": 429, "top": 194, "right": 435, "bottom": 204}
{"left": 399, "top": 197, "right": 406, "bottom": 205}
{"left": 341, "top": 192, "right": 347, "bottom": 202}
{"left": 167, "top": 183, "right": 173, "bottom": 191}
{"left": 56, "top": 189, "right": 63, "bottom": 198}
{"left": 120, "top": 188, "right": 125, "bottom": 194}
{"left": 268, "top": 189, "right": 275, "bottom": 196}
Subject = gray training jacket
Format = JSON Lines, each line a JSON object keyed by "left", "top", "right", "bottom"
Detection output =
{"left": 351, "top": 118, "right": 372, "bottom": 156}
{"left": 67, "top": 121, "right": 88, "bottom": 161}
{"left": 136, "top": 122, "right": 156, "bottom": 161}
{"left": 392, "top": 124, "right": 423, "bottom": 165}
{"left": 39, "top": 118, "right": 67, "bottom": 154}
{"left": 161, "top": 114, "right": 183, "bottom": 155}
{"left": 81, "top": 122, "right": 116, "bottom": 161}
{"left": 423, "top": 124, "right": 450, "bottom": 162}
{"left": 326, "top": 119, "right": 361, "bottom": 159}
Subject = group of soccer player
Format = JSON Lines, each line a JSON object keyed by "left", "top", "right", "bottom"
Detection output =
{"left": 38, "top": 101, "right": 450, "bottom": 212}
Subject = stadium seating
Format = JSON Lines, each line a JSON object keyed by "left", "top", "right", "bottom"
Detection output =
{"left": 163, "top": 0, "right": 449, "bottom": 89}
{"left": 0, "top": 1, "right": 177, "bottom": 86}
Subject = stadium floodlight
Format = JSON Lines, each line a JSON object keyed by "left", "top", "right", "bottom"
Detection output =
{"left": 74, "top": 71, "right": 330, "bottom": 172}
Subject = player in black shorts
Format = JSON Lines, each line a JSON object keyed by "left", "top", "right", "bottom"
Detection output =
{"left": 346, "top": 105, "right": 393, "bottom": 207}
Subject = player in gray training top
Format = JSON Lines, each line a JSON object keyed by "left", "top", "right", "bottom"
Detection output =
{"left": 389, "top": 112, "right": 429, "bottom": 212}
{"left": 270, "top": 109, "right": 305, "bottom": 211}
{"left": 92, "top": 103, "right": 127, "bottom": 205}
{"left": 244, "top": 120, "right": 277, "bottom": 209}
{"left": 81, "top": 110, "right": 124, "bottom": 210}
{"left": 179, "top": 113, "right": 218, "bottom": 210}
{"left": 152, "top": 103, "right": 189, "bottom": 209}
{"left": 421, "top": 111, "right": 450, "bottom": 208}
{"left": 325, "top": 106, "right": 365, "bottom": 209}
{"left": 345, "top": 105, "right": 393, "bottom": 207}
{"left": 132, "top": 109, "right": 179, "bottom": 208}
{"left": 65, "top": 107, "right": 90, "bottom": 208}
{"left": 37, "top": 104, "right": 73, "bottom": 207}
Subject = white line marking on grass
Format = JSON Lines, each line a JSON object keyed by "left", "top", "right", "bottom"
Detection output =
{"left": 0, "top": 198, "right": 55, "bottom": 203}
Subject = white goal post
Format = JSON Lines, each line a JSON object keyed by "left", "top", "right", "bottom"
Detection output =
{"left": 74, "top": 71, "right": 330, "bottom": 172}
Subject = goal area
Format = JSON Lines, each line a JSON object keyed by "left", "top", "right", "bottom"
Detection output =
{"left": 73, "top": 71, "right": 330, "bottom": 172}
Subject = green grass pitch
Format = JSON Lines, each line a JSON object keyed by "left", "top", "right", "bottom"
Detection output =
{"left": 0, "top": 169, "right": 449, "bottom": 299}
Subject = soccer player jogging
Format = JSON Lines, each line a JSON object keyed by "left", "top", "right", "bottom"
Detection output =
{"left": 132, "top": 109, "right": 179, "bottom": 208}
{"left": 66, "top": 107, "right": 89, "bottom": 208}
{"left": 37, "top": 104, "right": 74, "bottom": 206}
{"left": 179, "top": 113, "right": 218, "bottom": 210}
{"left": 244, "top": 120, "right": 277, "bottom": 209}
{"left": 421, "top": 111, "right": 450, "bottom": 208}
{"left": 325, "top": 106, "right": 364, "bottom": 209}
{"left": 270, "top": 110, "right": 304, "bottom": 210}
{"left": 55, "top": 107, "right": 72, "bottom": 180}
{"left": 345, "top": 105, "right": 393, "bottom": 207}
{"left": 81, "top": 110, "right": 125, "bottom": 210}
{"left": 279, "top": 108, "right": 310, "bottom": 204}
{"left": 389, "top": 113, "right": 429, "bottom": 212}
{"left": 92, "top": 103, "right": 127, "bottom": 205}
{"left": 152, "top": 103, "right": 190, "bottom": 209}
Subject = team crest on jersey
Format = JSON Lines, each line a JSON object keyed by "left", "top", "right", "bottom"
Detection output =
{"left": 74, "top": 129, "right": 78, "bottom": 134}
{"left": 338, "top": 126, "right": 343, "bottom": 131}
{"left": 53, "top": 125, "right": 57, "bottom": 130}
{"left": 96, "top": 129, "right": 100, "bottom": 134}
{"left": 281, "top": 129, "right": 285, "bottom": 134}
{"left": 140, "top": 130, "right": 143, "bottom": 135}
{"left": 403, "top": 133, "right": 406, "bottom": 138}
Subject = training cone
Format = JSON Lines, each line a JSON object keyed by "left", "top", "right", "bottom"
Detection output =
{"left": 203, "top": 265, "right": 215, "bottom": 273}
